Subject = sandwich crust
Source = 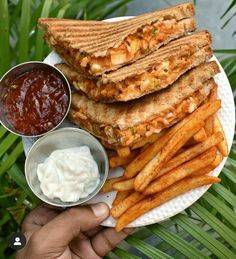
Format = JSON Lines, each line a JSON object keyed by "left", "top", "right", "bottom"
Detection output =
{"left": 56, "top": 31, "right": 212, "bottom": 102}
{"left": 39, "top": 3, "right": 196, "bottom": 75}
{"left": 69, "top": 61, "right": 220, "bottom": 147}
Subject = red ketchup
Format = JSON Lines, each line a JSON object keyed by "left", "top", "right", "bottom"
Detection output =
{"left": 4, "top": 67, "right": 69, "bottom": 135}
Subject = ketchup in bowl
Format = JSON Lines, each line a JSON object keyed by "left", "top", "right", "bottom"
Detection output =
{"left": 3, "top": 65, "right": 70, "bottom": 136}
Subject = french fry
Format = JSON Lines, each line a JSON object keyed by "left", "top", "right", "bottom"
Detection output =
{"left": 159, "top": 132, "right": 223, "bottom": 176}
{"left": 109, "top": 151, "right": 138, "bottom": 168}
{"left": 131, "top": 130, "right": 167, "bottom": 150}
{"left": 191, "top": 165, "right": 215, "bottom": 176}
{"left": 187, "top": 100, "right": 220, "bottom": 122}
{"left": 113, "top": 178, "right": 135, "bottom": 191}
{"left": 191, "top": 152, "right": 223, "bottom": 177}
{"left": 212, "top": 151, "right": 224, "bottom": 167}
{"left": 143, "top": 147, "right": 217, "bottom": 195}
{"left": 112, "top": 190, "right": 132, "bottom": 206}
{"left": 193, "top": 128, "right": 207, "bottom": 142}
{"left": 134, "top": 118, "right": 205, "bottom": 192}
{"left": 124, "top": 130, "right": 175, "bottom": 179}
{"left": 124, "top": 121, "right": 191, "bottom": 179}
{"left": 117, "top": 147, "right": 131, "bottom": 157}
{"left": 111, "top": 192, "right": 144, "bottom": 218}
{"left": 116, "top": 175, "right": 220, "bottom": 231}
{"left": 213, "top": 116, "right": 228, "bottom": 157}
{"left": 204, "top": 85, "right": 218, "bottom": 136}
{"left": 100, "top": 176, "right": 125, "bottom": 193}
{"left": 205, "top": 115, "right": 215, "bottom": 136}
{"left": 125, "top": 100, "right": 221, "bottom": 180}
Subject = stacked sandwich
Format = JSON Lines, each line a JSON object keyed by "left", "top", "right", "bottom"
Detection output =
{"left": 39, "top": 2, "right": 228, "bottom": 230}
{"left": 38, "top": 2, "right": 219, "bottom": 154}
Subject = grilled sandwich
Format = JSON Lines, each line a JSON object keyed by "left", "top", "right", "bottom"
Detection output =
{"left": 69, "top": 61, "right": 220, "bottom": 148}
{"left": 56, "top": 31, "right": 212, "bottom": 103}
{"left": 38, "top": 2, "right": 196, "bottom": 76}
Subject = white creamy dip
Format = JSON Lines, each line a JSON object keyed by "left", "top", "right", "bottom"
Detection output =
{"left": 37, "top": 146, "right": 100, "bottom": 202}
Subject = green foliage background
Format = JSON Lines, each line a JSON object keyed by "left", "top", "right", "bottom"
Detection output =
{"left": 0, "top": 0, "right": 235, "bottom": 258}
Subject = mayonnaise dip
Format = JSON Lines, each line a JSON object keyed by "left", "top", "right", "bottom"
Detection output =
{"left": 37, "top": 146, "right": 100, "bottom": 202}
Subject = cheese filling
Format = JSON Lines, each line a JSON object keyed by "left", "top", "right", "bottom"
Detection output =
{"left": 69, "top": 86, "right": 210, "bottom": 147}
{"left": 48, "top": 18, "right": 187, "bottom": 75}
{"left": 60, "top": 50, "right": 196, "bottom": 102}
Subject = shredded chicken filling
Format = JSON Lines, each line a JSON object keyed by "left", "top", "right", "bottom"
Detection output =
{"left": 69, "top": 88, "right": 209, "bottom": 146}
{"left": 48, "top": 18, "right": 184, "bottom": 75}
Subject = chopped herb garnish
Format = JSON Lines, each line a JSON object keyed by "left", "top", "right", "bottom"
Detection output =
{"left": 143, "top": 48, "right": 150, "bottom": 54}
{"left": 151, "top": 28, "right": 158, "bottom": 36}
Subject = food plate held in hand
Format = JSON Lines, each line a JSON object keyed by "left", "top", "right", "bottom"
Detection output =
{"left": 22, "top": 3, "right": 235, "bottom": 229}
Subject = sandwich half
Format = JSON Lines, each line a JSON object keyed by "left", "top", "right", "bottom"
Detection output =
{"left": 56, "top": 31, "right": 212, "bottom": 103}
{"left": 69, "top": 61, "right": 220, "bottom": 148}
{"left": 38, "top": 2, "right": 196, "bottom": 76}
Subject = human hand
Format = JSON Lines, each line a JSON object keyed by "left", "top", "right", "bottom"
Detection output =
{"left": 16, "top": 203, "right": 132, "bottom": 259}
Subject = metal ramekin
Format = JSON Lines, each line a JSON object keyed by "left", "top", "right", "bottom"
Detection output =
{"left": 25, "top": 127, "right": 109, "bottom": 207}
{"left": 0, "top": 61, "right": 71, "bottom": 137}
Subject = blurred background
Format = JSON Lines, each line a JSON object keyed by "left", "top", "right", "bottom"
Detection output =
{"left": 126, "top": 0, "right": 236, "bottom": 49}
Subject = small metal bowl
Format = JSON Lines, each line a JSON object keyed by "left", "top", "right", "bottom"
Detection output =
{"left": 25, "top": 127, "right": 109, "bottom": 207}
{"left": 0, "top": 61, "right": 71, "bottom": 137}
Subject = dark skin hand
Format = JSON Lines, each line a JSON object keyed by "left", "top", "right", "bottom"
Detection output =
{"left": 16, "top": 203, "right": 132, "bottom": 259}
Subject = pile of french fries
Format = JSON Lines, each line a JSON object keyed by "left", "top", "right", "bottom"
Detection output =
{"left": 101, "top": 87, "right": 228, "bottom": 232}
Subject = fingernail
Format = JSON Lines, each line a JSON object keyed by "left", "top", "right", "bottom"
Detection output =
{"left": 91, "top": 203, "right": 109, "bottom": 217}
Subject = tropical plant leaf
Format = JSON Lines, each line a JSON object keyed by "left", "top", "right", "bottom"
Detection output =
{"left": 7, "top": 205, "right": 26, "bottom": 225}
{"left": 113, "top": 247, "right": 140, "bottom": 259}
{"left": 125, "top": 235, "right": 173, "bottom": 259}
{"left": 18, "top": 0, "right": 32, "bottom": 63}
{"left": 0, "top": 0, "right": 10, "bottom": 75}
{"left": 172, "top": 214, "right": 236, "bottom": 258}
{"left": 148, "top": 224, "right": 209, "bottom": 258}
{"left": 221, "top": 0, "right": 236, "bottom": 18}
{"left": 191, "top": 202, "right": 236, "bottom": 248}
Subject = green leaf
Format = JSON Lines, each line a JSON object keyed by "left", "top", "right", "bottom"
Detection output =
{"left": 18, "top": 0, "right": 32, "bottom": 62}
{"left": 0, "top": 126, "right": 7, "bottom": 140}
{"left": 191, "top": 202, "right": 236, "bottom": 248}
{"left": 0, "top": 141, "right": 23, "bottom": 176}
{"left": 6, "top": 160, "right": 38, "bottom": 203}
{"left": 126, "top": 235, "right": 173, "bottom": 259}
{"left": 211, "top": 183, "right": 236, "bottom": 207}
{"left": 113, "top": 247, "right": 140, "bottom": 259}
{"left": 0, "top": 133, "right": 19, "bottom": 160}
{"left": 0, "top": 0, "right": 10, "bottom": 75}
{"left": 172, "top": 214, "right": 236, "bottom": 258}
{"left": 0, "top": 188, "right": 18, "bottom": 199}
{"left": 99, "top": 0, "right": 132, "bottom": 20}
{"left": 0, "top": 210, "right": 11, "bottom": 226}
{"left": 148, "top": 224, "right": 209, "bottom": 258}
{"left": 221, "top": 12, "right": 236, "bottom": 29}
{"left": 221, "top": 0, "right": 236, "bottom": 18}
{"left": 33, "top": 0, "right": 53, "bottom": 60}
{"left": 7, "top": 205, "right": 26, "bottom": 225}
{"left": 222, "top": 167, "right": 236, "bottom": 184}
{"left": 56, "top": 3, "right": 70, "bottom": 18}
{"left": 202, "top": 192, "right": 236, "bottom": 228}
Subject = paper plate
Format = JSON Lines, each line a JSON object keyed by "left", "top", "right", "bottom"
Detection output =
{"left": 23, "top": 17, "right": 235, "bottom": 228}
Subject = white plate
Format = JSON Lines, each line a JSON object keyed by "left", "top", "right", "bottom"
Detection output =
{"left": 23, "top": 17, "right": 235, "bottom": 228}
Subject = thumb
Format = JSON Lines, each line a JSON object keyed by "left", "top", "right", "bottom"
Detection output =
{"left": 34, "top": 203, "right": 109, "bottom": 247}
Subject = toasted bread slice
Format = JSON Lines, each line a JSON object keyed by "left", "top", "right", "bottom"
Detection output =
{"left": 56, "top": 31, "right": 212, "bottom": 102}
{"left": 39, "top": 3, "right": 196, "bottom": 75}
{"left": 69, "top": 61, "right": 220, "bottom": 147}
